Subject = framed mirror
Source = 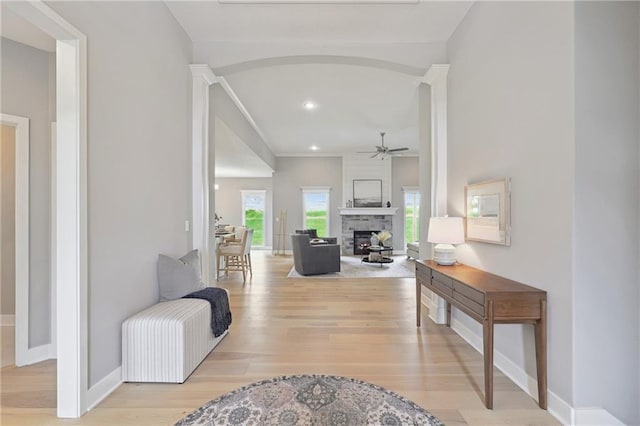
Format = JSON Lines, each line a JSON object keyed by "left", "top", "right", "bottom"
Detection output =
{"left": 465, "top": 177, "right": 511, "bottom": 246}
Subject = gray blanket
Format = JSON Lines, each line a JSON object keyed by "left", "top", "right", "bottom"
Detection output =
{"left": 182, "top": 287, "right": 232, "bottom": 337}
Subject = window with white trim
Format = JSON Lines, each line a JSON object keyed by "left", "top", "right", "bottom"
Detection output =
{"left": 241, "top": 190, "right": 266, "bottom": 246}
{"left": 301, "top": 187, "right": 331, "bottom": 237}
{"left": 403, "top": 187, "right": 420, "bottom": 245}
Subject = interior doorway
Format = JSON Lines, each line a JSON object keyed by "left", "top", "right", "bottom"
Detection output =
{"left": 1, "top": 123, "right": 17, "bottom": 367}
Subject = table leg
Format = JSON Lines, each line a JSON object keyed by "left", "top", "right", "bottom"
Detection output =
{"left": 534, "top": 299, "right": 548, "bottom": 409}
{"left": 483, "top": 300, "right": 494, "bottom": 409}
{"left": 446, "top": 301, "right": 452, "bottom": 326}
{"left": 416, "top": 279, "right": 422, "bottom": 327}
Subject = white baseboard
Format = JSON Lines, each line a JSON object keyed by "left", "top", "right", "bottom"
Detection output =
{"left": 16, "top": 343, "right": 54, "bottom": 367}
{"left": 450, "top": 317, "right": 573, "bottom": 425}
{"left": 87, "top": 366, "right": 122, "bottom": 411}
{"left": 575, "top": 408, "right": 624, "bottom": 425}
{"left": 0, "top": 314, "right": 15, "bottom": 326}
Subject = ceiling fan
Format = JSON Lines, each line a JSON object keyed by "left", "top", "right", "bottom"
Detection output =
{"left": 358, "top": 132, "right": 409, "bottom": 159}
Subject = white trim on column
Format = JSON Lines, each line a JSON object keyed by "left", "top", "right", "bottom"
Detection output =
{"left": 190, "top": 65, "right": 217, "bottom": 285}
{"left": 422, "top": 64, "right": 449, "bottom": 218}
{"left": 0, "top": 114, "right": 29, "bottom": 366}
{"left": 422, "top": 64, "right": 449, "bottom": 325}
{"left": 7, "top": 1, "right": 89, "bottom": 418}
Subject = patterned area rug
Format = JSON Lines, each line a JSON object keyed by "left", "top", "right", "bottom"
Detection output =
{"left": 287, "top": 256, "right": 415, "bottom": 279}
{"left": 175, "top": 375, "right": 442, "bottom": 426}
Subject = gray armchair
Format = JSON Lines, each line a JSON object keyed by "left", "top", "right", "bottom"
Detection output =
{"left": 291, "top": 234, "right": 341, "bottom": 276}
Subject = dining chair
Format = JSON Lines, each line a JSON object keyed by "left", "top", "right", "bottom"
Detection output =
{"left": 216, "top": 228, "right": 253, "bottom": 283}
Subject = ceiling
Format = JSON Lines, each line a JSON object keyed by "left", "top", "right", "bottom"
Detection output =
{"left": 166, "top": 0, "right": 474, "bottom": 174}
{"left": 1, "top": 1, "right": 474, "bottom": 177}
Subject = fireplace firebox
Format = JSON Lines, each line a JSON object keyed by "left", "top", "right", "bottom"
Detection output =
{"left": 353, "top": 230, "right": 380, "bottom": 255}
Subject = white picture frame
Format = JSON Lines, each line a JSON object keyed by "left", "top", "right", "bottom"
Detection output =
{"left": 465, "top": 177, "right": 511, "bottom": 246}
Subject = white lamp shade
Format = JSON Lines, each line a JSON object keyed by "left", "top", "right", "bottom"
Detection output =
{"left": 427, "top": 217, "right": 465, "bottom": 245}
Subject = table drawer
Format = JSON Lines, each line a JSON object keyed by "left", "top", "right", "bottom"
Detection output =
{"left": 453, "top": 291, "right": 485, "bottom": 317}
{"left": 453, "top": 280, "right": 484, "bottom": 305}
{"left": 416, "top": 265, "right": 430, "bottom": 282}
{"left": 431, "top": 278, "right": 453, "bottom": 298}
{"left": 431, "top": 270, "right": 453, "bottom": 288}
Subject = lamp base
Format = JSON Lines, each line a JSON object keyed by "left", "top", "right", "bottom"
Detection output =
{"left": 433, "top": 243, "right": 457, "bottom": 266}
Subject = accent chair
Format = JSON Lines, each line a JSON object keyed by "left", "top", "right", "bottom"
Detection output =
{"left": 291, "top": 234, "right": 340, "bottom": 276}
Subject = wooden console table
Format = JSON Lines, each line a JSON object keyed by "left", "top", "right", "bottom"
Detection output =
{"left": 415, "top": 260, "right": 547, "bottom": 410}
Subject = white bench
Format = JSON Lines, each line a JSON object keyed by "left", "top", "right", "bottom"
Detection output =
{"left": 122, "top": 295, "right": 228, "bottom": 383}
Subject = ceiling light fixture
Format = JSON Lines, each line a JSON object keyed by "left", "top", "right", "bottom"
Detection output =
{"left": 310, "top": 145, "right": 319, "bottom": 151}
{"left": 303, "top": 101, "right": 317, "bottom": 110}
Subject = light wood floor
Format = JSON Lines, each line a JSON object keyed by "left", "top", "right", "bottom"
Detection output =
{"left": 0, "top": 252, "right": 559, "bottom": 425}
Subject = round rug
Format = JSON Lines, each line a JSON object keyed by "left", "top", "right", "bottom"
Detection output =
{"left": 175, "top": 374, "right": 443, "bottom": 426}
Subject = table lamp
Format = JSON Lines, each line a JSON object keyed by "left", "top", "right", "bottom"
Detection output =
{"left": 427, "top": 216, "right": 465, "bottom": 265}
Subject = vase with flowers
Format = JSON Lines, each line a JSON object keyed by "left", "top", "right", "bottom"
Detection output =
{"left": 374, "top": 230, "right": 392, "bottom": 247}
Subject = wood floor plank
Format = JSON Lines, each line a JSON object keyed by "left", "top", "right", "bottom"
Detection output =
{"left": 0, "top": 251, "right": 560, "bottom": 425}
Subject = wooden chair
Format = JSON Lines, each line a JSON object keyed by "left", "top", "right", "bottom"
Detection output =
{"left": 216, "top": 228, "right": 253, "bottom": 282}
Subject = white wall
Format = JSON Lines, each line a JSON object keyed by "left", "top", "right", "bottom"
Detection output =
{"left": 574, "top": 2, "right": 639, "bottom": 424}
{"left": 1, "top": 37, "right": 54, "bottom": 346}
{"left": 447, "top": 0, "right": 575, "bottom": 408}
{"left": 214, "top": 177, "right": 273, "bottom": 247}
{"left": 48, "top": 2, "right": 193, "bottom": 388}
{"left": 273, "top": 157, "right": 343, "bottom": 248}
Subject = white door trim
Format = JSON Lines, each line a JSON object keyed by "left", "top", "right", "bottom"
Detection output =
{"left": 190, "top": 65, "right": 217, "bottom": 284}
{"left": 6, "top": 1, "right": 88, "bottom": 418}
{"left": 0, "top": 114, "right": 29, "bottom": 367}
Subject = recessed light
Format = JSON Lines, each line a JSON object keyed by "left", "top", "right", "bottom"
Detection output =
{"left": 303, "top": 101, "right": 317, "bottom": 110}
{"left": 310, "top": 145, "right": 319, "bottom": 151}
{"left": 214, "top": 184, "right": 220, "bottom": 190}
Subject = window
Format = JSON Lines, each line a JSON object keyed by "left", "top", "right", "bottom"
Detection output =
{"left": 301, "top": 187, "right": 330, "bottom": 237}
{"left": 241, "top": 190, "right": 266, "bottom": 246}
{"left": 404, "top": 188, "right": 420, "bottom": 244}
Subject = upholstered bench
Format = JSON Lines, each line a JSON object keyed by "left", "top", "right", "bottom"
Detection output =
{"left": 122, "top": 295, "right": 228, "bottom": 383}
{"left": 407, "top": 242, "right": 420, "bottom": 260}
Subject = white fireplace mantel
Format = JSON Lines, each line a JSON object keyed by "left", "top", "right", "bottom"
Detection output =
{"left": 338, "top": 207, "right": 398, "bottom": 216}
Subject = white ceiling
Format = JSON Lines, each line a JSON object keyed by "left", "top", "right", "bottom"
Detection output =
{"left": 165, "top": 1, "right": 474, "bottom": 172}
{"left": 1, "top": 4, "right": 55, "bottom": 52}
{"left": 2, "top": 2, "right": 474, "bottom": 177}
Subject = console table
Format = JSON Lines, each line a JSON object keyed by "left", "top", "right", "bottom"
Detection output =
{"left": 415, "top": 260, "right": 547, "bottom": 410}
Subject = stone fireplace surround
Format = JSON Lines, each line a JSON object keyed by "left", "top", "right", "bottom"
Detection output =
{"left": 341, "top": 214, "right": 392, "bottom": 255}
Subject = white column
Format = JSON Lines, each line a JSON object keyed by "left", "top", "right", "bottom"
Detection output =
{"left": 422, "top": 64, "right": 450, "bottom": 325}
{"left": 423, "top": 64, "right": 450, "bottom": 217}
{"left": 190, "top": 65, "right": 217, "bottom": 285}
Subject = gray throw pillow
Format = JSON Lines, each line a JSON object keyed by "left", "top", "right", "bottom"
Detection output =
{"left": 158, "top": 249, "right": 205, "bottom": 302}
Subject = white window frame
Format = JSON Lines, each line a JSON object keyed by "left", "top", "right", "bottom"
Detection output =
{"left": 403, "top": 187, "right": 420, "bottom": 247}
{"left": 301, "top": 186, "right": 331, "bottom": 237}
{"left": 240, "top": 189, "right": 266, "bottom": 247}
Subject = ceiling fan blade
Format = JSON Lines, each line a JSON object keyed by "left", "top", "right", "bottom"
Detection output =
{"left": 357, "top": 151, "right": 378, "bottom": 154}
{"left": 388, "top": 147, "right": 409, "bottom": 152}
{"left": 370, "top": 153, "right": 379, "bottom": 159}
{"left": 376, "top": 146, "right": 384, "bottom": 151}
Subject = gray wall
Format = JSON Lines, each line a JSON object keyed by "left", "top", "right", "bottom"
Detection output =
{"left": 214, "top": 177, "right": 273, "bottom": 247}
{"left": 574, "top": 2, "right": 639, "bottom": 423}
{"left": 212, "top": 85, "right": 276, "bottom": 171}
{"left": 447, "top": 0, "right": 575, "bottom": 406}
{"left": 391, "top": 156, "right": 419, "bottom": 251}
{"left": 1, "top": 38, "right": 54, "bottom": 346}
{"left": 1, "top": 125, "right": 16, "bottom": 315}
{"left": 49, "top": 2, "right": 193, "bottom": 387}
{"left": 273, "top": 157, "right": 343, "bottom": 250}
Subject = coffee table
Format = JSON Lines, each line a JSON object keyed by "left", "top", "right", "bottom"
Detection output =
{"left": 361, "top": 245, "right": 394, "bottom": 267}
